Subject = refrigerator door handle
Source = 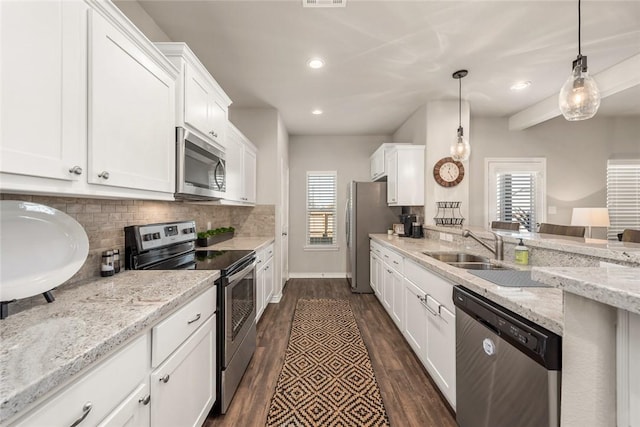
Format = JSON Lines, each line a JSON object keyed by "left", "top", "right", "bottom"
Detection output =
{"left": 344, "top": 202, "right": 350, "bottom": 247}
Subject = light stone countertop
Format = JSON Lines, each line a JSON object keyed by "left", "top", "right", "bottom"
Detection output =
{"left": 370, "top": 234, "right": 564, "bottom": 335}
{"left": 199, "top": 236, "right": 274, "bottom": 252}
{"left": 0, "top": 270, "right": 219, "bottom": 424}
{"left": 424, "top": 225, "right": 640, "bottom": 265}
{"left": 531, "top": 267, "right": 640, "bottom": 315}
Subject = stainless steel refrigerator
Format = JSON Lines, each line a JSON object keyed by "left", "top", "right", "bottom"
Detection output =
{"left": 346, "top": 181, "right": 401, "bottom": 293}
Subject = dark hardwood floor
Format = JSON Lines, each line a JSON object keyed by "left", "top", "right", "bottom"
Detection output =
{"left": 204, "top": 278, "right": 457, "bottom": 427}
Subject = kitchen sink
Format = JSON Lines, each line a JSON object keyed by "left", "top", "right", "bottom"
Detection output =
{"left": 447, "top": 262, "right": 510, "bottom": 270}
{"left": 422, "top": 251, "right": 511, "bottom": 270}
{"left": 422, "top": 252, "right": 490, "bottom": 263}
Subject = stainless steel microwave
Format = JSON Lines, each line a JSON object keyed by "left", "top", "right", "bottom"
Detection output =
{"left": 175, "top": 127, "right": 226, "bottom": 201}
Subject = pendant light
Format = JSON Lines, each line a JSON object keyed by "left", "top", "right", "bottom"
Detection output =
{"left": 451, "top": 69, "right": 470, "bottom": 161}
{"left": 558, "top": 0, "right": 600, "bottom": 121}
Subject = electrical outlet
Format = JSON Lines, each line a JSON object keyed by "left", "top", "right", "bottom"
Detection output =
{"left": 440, "top": 232, "right": 446, "bottom": 241}
{"left": 440, "top": 232, "right": 453, "bottom": 242}
{"left": 207, "top": 221, "right": 211, "bottom": 230}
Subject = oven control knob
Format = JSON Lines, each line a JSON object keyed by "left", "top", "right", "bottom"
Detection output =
{"left": 143, "top": 234, "right": 152, "bottom": 241}
{"left": 153, "top": 232, "right": 161, "bottom": 240}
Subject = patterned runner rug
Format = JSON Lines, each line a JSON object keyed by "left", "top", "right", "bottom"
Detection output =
{"left": 266, "top": 299, "right": 390, "bottom": 426}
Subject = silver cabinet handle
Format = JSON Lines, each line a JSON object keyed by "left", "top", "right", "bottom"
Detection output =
{"left": 159, "top": 374, "right": 170, "bottom": 383}
{"left": 282, "top": 232, "right": 288, "bottom": 236}
{"left": 393, "top": 260, "right": 399, "bottom": 265}
{"left": 187, "top": 313, "right": 201, "bottom": 324}
{"left": 419, "top": 295, "right": 438, "bottom": 316}
{"left": 209, "top": 131, "right": 218, "bottom": 138}
{"left": 69, "top": 402, "right": 92, "bottom": 427}
{"left": 98, "top": 171, "right": 110, "bottom": 179}
{"left": 138, "top": 395, "right": 151, "bottom": 405}
{"left": 69, "top": 166, "right": 83, "bottom": 175}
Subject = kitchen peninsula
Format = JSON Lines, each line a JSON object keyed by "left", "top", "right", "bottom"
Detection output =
{"left": 371, "top": 225, "right": 640, "bottom": 427}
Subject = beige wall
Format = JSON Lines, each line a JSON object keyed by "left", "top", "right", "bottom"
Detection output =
{"left": 468, "top": 115, "right": 640, "bottom": 234}
{"left": 113, "top": 1, "right": 172, "bottom": 42}
{"left": 1, "top": 194, "right": 274, "bottom": 286}
{"left": 288, "top": 135, "right": 390, "bottom": 276}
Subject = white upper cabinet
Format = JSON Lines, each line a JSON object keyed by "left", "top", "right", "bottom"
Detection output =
{"left": 386, "top": 145, "right": 425, "bottom": 206}
{"left": 0, "top": 0, "right": 178, "bottom": 200}
{"left": 369, "top": 143, "right": 408, "bottom": 182}
{"left": 224, "top": 122, "right": 257, "bottom": 205}
{"left": 0, "top": 0, "right": 86, "bottom": 183}
{"left": 155, "top": 43, "right": 231, "bottom": 150}
{"left": 87, "top": 7, "right": 175, "bottom": 194}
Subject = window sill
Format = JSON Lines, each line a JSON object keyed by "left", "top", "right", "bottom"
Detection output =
{"left": 304, "top": 245, "right": 340, "bottom": 252}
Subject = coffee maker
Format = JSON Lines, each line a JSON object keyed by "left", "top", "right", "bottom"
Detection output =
{"left": 399, "top": 214, "right": 416, "bottom": 237}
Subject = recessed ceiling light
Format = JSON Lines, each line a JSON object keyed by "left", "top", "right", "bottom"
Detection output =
{"left": 312, "top": 109, "right": 323, "bottom": 115}
{"left": 307, "top": 58, "right": 325, "bottom": 69}
{"left": 510, "top": 81, "right": 532, "bottom": 91}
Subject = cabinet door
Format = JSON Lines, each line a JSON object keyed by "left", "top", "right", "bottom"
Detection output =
{"left": 150, "top": 315, "right": 216, "bottom": 427}
{"left": 390, "top": 267, "right": 404, "bottom": 330}
{"left": 184, "top": 64, "right": 211, "bottom": 139}
{"left": 369, "top": 252, "right": 379, "bottom": 297}
{"left": 386, "top": 150, "right": 398, "bottom": 204}
{"left": 88, "top": 10, "right": 175, "bottom": 194}
{"left": 97, "top": 383, "right": 150, "bottom": 427}
{"left": 263, "top": 256, "right": 274, "bottom": 306}
{"left": 243, "top": 147, "right": 257, "bottom": 203}
{"left": 0, "top": 0, "right": 85, "bottom": 182}
{"left": 403, "top": 278, "right": 428, "bottom": 363}
{"left": 425, "top": 296, "right": 456, "bottom": 408}
{"left": 382, "top": 266, "right": 393, "bottom": 313}
{"left": 256, "top": 264, "right": 265, "bottom": 321}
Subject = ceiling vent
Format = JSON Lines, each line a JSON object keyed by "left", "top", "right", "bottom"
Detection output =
{"left": 303, "top": 0, "right": 346, "bottom": 8}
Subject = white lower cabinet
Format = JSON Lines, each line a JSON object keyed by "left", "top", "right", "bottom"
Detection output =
{"left": 10, "top": 287, "right": 217, "bottom": 427}
{"left": 150, "top": 315, "right": 216, "bottom": 427}
{"left": 371, "top": 241, "right": 457, "bottom": 409}
{"left": 12, "top": 334, "right": 149, "bottom": 427}
{"left": 370, "top": 251, "right": 382, "bottom": 299}
{"left": 256, "top": 243, "right": 275, "bottom": 321}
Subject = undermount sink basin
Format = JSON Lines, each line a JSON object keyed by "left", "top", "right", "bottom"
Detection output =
{"left": 447, "top": 262, "right": 510, "bottom": 270}
{"left": 422, "top": 252, "right": 490, "bottom": 263}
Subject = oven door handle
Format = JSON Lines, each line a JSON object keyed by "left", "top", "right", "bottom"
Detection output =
{"left": 227, "top": 260, "right": 257, "bottom": 284}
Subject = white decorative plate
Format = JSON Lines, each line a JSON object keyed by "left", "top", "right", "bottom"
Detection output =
{"left": 0, "top": 201, "right": 89, "bottom": 301}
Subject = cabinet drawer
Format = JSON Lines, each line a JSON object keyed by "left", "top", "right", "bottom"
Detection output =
{"left": 152, "top": 286, "right": 216, "bottom": 367}
{"left": 405, "top": 259, "right": 455, "bottom": 313}
{"left": 13, "top": 334, "right": 148, "bottom": 427}
{"left": 381, "top": 247, "right": 403, "bottom": 273}
{"left": 257, "top": 243, "right": 274, "bottom": 266}
{"left": 370, "top": 240, "right": 383, "bottom": 257}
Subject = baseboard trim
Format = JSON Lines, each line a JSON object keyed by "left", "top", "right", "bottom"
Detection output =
{"left": 269, "top": 293, "right": 283, "bottom": 303}
{"left": 288, "top": 272, "right": 347, "bottom": 279}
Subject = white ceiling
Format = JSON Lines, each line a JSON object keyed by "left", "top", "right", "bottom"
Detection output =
{"left": 136, "top": 0, "right": 640, "bottom": 135}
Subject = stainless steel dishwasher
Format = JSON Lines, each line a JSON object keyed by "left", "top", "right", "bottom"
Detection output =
{"left": 453, "top": 286, "right": 562, "bottom": 427}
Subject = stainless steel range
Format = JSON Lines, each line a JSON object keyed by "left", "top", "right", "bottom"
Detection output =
{"left": 124, "top": 220, "right": 257, "bottom": 414}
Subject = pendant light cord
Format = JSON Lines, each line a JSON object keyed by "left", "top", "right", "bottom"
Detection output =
{"left": 578, "top": 0, "right": 582, "bottom": 58}
{"left": 458, "top": 77, "right": 462, "bottom": 128}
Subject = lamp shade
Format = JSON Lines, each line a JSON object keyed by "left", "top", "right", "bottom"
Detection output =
{"left": 570, "top": 208, "right": 610, "bottom": 227}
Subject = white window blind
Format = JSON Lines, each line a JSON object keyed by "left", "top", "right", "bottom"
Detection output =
{"left": 307, "top": 171, "right": 337, "bottom": 246}
{"left": 607, "top": 159, "right": 640, "bottom": 240}
{"left": 497, "top": 173, "right": 537, "bottom": 231}
{"left": 486, "top": 158, "right": 546, "bottom": 232}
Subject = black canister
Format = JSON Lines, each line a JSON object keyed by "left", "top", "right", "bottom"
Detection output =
{"left": 411, "top": 222, "right": 423, "bottom": 238}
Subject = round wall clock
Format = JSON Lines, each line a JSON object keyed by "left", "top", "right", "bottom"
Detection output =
{"left": 433, "top": 157, "right": 465, "bottom": 187}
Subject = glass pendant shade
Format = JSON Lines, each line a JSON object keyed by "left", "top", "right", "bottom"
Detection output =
{"left": 451, "top": 127, "right": 471, "bottom": 161}
{"left": 559, "top": 62, "right": 600, "bottom": 121}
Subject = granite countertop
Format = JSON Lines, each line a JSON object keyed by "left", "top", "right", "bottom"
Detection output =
{"left": 199, "top": 236, "right": 274, "bottom": 252}
{"left": 532, "top": 267, "right": 640, "bottom": 315}
{"left": 370, "top": 234, "right": 564, "bottom": 335}
{"left": 424, "top": 225, "right": 640, "bottom": 265}
{"left": 0, "top": 270, "right": 219, "bottom": 424}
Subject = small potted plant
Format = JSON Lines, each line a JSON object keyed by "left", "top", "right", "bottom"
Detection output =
{"left": 196, "top": 227, "right": 235, "bottom": 247}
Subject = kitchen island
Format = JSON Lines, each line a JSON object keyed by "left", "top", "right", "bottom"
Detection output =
{"left": 372, "top": 227, "right": 640, "bottom": 427}
{"left": 0, "top": 270, "right": 219, "bottom": 425}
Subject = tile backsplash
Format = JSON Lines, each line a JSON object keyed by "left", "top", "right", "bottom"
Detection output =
{"left": 1, "top": 194, "right": 275, "bottom": 284}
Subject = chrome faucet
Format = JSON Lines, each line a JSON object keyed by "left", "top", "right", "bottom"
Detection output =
{"left": 462, "top": 229, "right": 504, "bottom": 260}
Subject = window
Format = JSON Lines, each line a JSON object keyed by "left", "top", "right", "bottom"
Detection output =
{"left": 607, "top": 159, "right": 640, "bottom": 240}
{"left": 306, "top": 171, "right": 337, "bottom": 248}
{"left": 486, "top": 158, "right": 546, "bottom": 232}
